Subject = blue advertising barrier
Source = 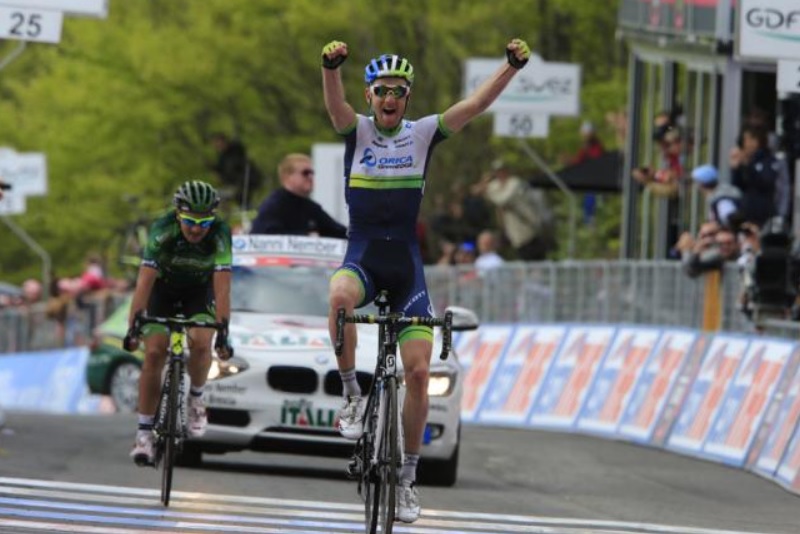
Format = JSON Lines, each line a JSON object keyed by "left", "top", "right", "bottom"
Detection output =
{"left": 0, "top": 347, "right": 91, "bottom": 413}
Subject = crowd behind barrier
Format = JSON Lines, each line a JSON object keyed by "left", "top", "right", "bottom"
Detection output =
{"left": 0, "top": 260, "right": 776, "bottom": 354}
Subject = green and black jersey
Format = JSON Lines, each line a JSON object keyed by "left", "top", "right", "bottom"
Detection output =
{"left": 141, "top": 211, "right": 232, "bottom": 288}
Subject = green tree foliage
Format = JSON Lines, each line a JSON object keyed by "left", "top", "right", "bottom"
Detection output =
{"left": 0, "top": 0, "right": 625, "bottom": 282}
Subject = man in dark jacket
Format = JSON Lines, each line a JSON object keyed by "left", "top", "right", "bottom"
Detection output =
{"left": 730, "top": 125, "right": 790, "bottom": 227}
{"left": 250, "top": 153, "right": 347, "bottom": 238}
{"left": 209, "top": 133, "right": 263, "bottom": 209}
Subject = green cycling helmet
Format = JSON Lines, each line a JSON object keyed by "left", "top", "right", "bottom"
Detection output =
{"left": 173, "top": 180, "right": 220, "bottom": 213}
{"left": 364, "top": 54, "right": 414, "bottom": 85}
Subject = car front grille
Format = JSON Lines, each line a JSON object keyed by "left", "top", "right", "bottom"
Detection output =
{"left": 266, "top": 366, "right": 318, "bottom": 393}
{"left": 323, "top": 370, "right": 373, "bottom": 396}
{"left": 208, "top": 408, "right": 250, "bottom": 427}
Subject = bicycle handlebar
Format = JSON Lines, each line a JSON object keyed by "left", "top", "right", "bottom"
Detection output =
{"left": 334, "top": 309, "right": 454, "bottom": 361}
{"left": 124, "top": 312, "right": 226, "bottom": 352}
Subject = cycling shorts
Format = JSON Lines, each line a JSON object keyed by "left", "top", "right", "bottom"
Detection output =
{"left": 143, "top": 279, "right": 215, "bottom": 336}
{"left": 332, "top": 238, "right": 434, "bottom": 344}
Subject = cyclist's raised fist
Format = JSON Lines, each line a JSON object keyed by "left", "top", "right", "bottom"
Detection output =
{"left": 322, "top": 40, "right": 348, "bottom": 69}
{"left": 506, "top": 38, "right": 531, "bottom": 69}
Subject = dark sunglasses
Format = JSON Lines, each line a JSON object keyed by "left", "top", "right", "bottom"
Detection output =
{"left": 371, "top": 85, "right": 409, "bottom": 98}
{"left": 299, "top": 169, "right": 315, "bottom": 178}
{"left": 178, "top": 213, "right": 215, "bottom": 228}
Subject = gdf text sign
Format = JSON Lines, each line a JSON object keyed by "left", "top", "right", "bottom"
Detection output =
{"left": 464, "top": 55, "right": 581, "bottom": 117}
{"left": 738, "top": 0, "right": 800, "bottom": 61}
{"left": 0, "top": 6, "right": 62, "bottom": 43}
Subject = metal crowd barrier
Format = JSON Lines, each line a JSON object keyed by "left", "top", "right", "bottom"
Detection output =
{"left": 2, "top": 261, "right": 795, "bottom": 353}
{"left": 425, "top": 260, "right": 757, "bottom": 334}
{"left": 0, "top": 291, "right": 127, "bottom": 353}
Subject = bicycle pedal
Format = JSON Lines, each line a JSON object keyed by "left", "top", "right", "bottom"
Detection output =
{"left": 345, "top": 459, "right": 362, "bottom": 479}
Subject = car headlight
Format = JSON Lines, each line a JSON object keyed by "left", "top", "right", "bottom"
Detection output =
{"left": 428, "top": 372, "right": 455, "bottom": 396}
{"left": 399, "top": 370, "right": 456, "bottom": 397}
{"left": 207, "top": 356, "right": 249, "bottom": 381}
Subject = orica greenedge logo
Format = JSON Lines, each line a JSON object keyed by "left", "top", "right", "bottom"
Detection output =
{"left": 746, "top": 7, "right": 800, "bottom": 42}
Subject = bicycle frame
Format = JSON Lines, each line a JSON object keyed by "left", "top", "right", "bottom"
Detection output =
{"left": 130, "top": 313, "right": 223, "bottom": 507}
{"left": 336, "top": 292, "right": 452, "bottom": 534}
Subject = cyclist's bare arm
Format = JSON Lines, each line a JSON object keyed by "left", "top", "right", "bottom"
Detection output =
{"left": 212, "top": 270, "right": 231, "bottom": 324}
{"left": 441, "top": 38, "right": 530, "bottom": 134}
{"left": 321, "top": 40, "right": 357, "bottom": 133}
{"left": 128, "top": 265, "right": 158, "bottom": 329}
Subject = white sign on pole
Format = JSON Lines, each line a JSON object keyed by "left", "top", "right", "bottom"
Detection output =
{"left": 0, "top": 0, "right": 107, "bottom": 18}
{"left": 0, "top": 6, "right": 63, "bottom": 43}
{"left": 0, "top": 191, "right": 26, "bottom": 215}
{"left": 0, "top": 151, "right": 48, "bottom": 196}
{"left": 777, "top": 59, "right": 800, "bottom": 94}
{"left": 464, "top": 55, "right": 581, "bottom": 116}
{"left": 311, "top": 143, "right": 348, "bottom": 227}
{"left": 493, "top": 113, "right": 549, "bottom": 138}
{"left": 737, "top": 0, "right": 800, "bottom": 61}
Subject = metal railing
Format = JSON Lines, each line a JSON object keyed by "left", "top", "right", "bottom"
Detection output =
{"left": 425, "top": 260, "right": 757, "bottom": 333}
{"left": 2, "top": 260, "right": 796, "bottom": 354}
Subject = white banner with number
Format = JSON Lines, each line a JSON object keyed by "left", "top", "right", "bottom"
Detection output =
{"left": 464, "top": 55, "right": 581, "bottom": 116}
{"left": 493, "top": 113, "right": 549, "bottom": 138}
{"left": 0, "top": 6, "right": 62, "bottom": 43}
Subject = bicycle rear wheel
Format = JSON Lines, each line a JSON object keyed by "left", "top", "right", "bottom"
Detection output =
{"left": 160, "top": 361, "right": 181, "bottom": 507}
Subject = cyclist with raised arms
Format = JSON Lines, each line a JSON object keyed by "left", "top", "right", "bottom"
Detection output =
{"left": 126, "top": 180, "right": 234, "bottom": 466}
{"left": 321, "top": 37, "right": 531, "bottom": 522}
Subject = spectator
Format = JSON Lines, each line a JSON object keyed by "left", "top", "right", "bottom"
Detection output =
{"left": 454, "top": 241, "right": 477, "bottom": 265}
{"left": 730, "top": 124, "right": 791, "bottom": 227}
{"left": 690, "top": 164, "right": 743, "bottom": 231}
{"left": 456, "top": 180, "right": 493, "bottom": 240}
{"left": 475, "top": 230, "right": 505, "bottom": 273}
{"left": 675, "top": 222, "right": 739, "bottom": 279}
{"left": 209, "top": 133, "right": 263, "bottom": 209}
{"left": 250, "top": 153, "right": 347, "bottom": 237}
{"left": 569, "top": 121, "right": 606, "bottom": 225}
{"left": 474, "top": 159, "right": 554, "bottom": 261}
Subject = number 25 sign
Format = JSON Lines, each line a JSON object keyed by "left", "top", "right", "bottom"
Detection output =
{"left": 0, "top": 7, "right": 63, "bottom": 44}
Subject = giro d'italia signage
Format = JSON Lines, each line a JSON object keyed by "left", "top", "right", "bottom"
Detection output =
{"left": 738, "top": 0, "right": 800, "bottom": 61}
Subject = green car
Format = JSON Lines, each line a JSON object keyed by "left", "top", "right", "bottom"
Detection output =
{"left": 87, "top": 297, "right": 142, "bottom": 413}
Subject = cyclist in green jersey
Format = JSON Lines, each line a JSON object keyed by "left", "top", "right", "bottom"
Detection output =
{"left": 321, "top": 37, "right": 531, "bottom": 522}
{"left": 125, "top": 180, "right": 234, "bottom": 466}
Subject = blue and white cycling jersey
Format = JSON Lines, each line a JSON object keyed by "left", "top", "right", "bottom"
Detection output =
{"left": 340, "top": 114, "right": 450, "bottom": 241}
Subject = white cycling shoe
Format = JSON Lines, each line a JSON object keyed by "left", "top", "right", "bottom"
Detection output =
{"left": 396, "top": 482, "right": 421, "bottom": 523}
{"left": 130, "top": 432, "right": 155, "bottom": 466}
{"left": 337, "top": 396, "right": 365, "bottom": 440}
{"left": 188, "top": 395, "right": 208, "bottom": 438}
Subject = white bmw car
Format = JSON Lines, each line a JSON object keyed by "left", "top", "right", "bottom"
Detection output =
{"left": 179, "top": 234, "right": 477, "bottom": 486}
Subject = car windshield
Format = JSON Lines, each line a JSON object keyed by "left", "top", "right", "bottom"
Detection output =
{"left": 232, "top": 264, "right": 333, "bottom": 316}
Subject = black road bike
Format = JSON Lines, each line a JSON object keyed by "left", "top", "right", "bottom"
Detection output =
{"left": 126, "top": 313, "right": 224, "bottom": 507}
{"left": 335, "top": 291, "right": 452, "bottom": 534}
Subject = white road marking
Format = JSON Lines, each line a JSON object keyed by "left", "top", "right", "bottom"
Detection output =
{"left": 0, "top": 477, "right": 777, "bottom": 534}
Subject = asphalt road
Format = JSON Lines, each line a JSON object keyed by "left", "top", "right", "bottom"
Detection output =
{"left": 1, "top": 412, "right": 799, "bottom": 533}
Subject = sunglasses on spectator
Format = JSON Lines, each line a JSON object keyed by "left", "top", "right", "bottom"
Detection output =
{"left": 178, "top": 213, "right": 215, "bottom": 228}
{"left": 299, "top": 168, "right": 315, "bottom": 178}
{"left": 371, "top": 85, "right": 409, "bottom": 98}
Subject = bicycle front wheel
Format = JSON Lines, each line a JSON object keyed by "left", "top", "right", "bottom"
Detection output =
{"left": 160, "top": 361, "right": 181, "bottom": 507}
{"left": 373, "top": 376, "right": 398, "bottom": 533}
